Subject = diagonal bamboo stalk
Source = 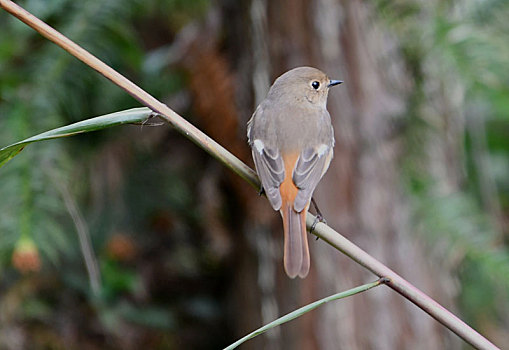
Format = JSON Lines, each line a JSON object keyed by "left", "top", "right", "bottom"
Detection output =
{"left": 0, "top": 1, "right": 499, "bottom": 349}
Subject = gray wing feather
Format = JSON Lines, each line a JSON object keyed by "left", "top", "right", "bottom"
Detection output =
{"left": 252, "top": 148, "right": 285, "bottom": 210}
{"left": 248, "top": 103, "right": 285, "bottom": 211}
{"left": 293, "top": 147, "right": 330, "bottom": 212}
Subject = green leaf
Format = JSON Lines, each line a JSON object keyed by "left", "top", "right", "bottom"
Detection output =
{"left": 0, "top": 107, "right": 154, "bottom": 169}
{"left": 224, "top": 279, "right": 383, "bottom": 350}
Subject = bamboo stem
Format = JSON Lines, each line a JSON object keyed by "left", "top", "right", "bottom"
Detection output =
{"left": 306, "top": 216, "right": 498, "bottom": 350}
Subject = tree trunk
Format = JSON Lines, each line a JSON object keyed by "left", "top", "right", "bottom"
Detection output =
{"left": 187, "top": 0, "right": 463, "bottom": 348}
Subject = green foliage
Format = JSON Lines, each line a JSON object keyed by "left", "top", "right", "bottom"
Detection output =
{"left": 413, "top": 190, "right": 509, "bottom": 288}
{"left": 0, "top": 0, "right": 149, "bottom": 271}
{"left": 100, "top": 259, "right": 140, "bottom": 299}
{"left": 0, "top": 0, "right": 218, "bottom": 348}
{"left": 377, "top": 0, "right": 509, "bottom": 331}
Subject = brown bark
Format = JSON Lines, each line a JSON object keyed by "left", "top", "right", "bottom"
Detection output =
{"left": 183, "top": 0, "right": 462, "bottom": 348}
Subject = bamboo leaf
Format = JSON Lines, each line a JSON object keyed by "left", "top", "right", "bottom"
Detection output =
{"left": 224, "top": 279, "right": 383, "bottom": 350}
{"left": 0, "top": 107, "right": 154, "bottom": 169}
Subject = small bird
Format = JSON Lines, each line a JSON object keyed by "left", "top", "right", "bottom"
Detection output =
{"left": 247, "top": 66, "right": 342, "bottom": 278}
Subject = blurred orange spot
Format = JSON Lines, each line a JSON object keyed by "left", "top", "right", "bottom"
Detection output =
{"left": 106, "top": 233, "right": 137, "bottom": 262}
{"left": 12, "top": 239, "right": 41, "bottom": 274}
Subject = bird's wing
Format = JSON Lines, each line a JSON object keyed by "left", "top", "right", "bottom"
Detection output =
{"left": 292, "top": 145, "right": 333, "bottom": 212}
{"left": 248, "top": 104, "right": 285, "bottom": 210}
{"left": 251, "top": 145, "right": 285, "bottom": 210}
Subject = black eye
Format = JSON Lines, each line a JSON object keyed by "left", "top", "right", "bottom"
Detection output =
{"left": 311, "top": 81, "right": 320, "bottom": 90}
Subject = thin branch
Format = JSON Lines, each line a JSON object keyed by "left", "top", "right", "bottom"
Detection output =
{"left": 0, "top": 1, "right": 499, "bottom": 349}
{"left": 48, "top": 167, "right": 101, "bottom": 295}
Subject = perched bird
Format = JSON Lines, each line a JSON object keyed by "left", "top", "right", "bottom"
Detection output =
{"left": 247, "top": 66, "right": 342, "bottom": 278}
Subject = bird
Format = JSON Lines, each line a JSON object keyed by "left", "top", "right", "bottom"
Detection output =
{"left": 247, "top": 66, "right": 342, "bottom": 278}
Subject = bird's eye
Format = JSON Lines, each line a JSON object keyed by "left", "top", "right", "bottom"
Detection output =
{"left": 311, "top": 81, "right": 320, "bottom": 90}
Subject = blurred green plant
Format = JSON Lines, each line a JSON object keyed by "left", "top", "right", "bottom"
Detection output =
{"left": 376, "top": 0, "right": 509, "bottom": 333}
{"left": 0, "top": 0, "right": 213, "bottom": 348}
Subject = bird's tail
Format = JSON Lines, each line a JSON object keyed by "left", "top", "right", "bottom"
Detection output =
{"left": 281, "top": 203, "right": 310, "bottom": 278}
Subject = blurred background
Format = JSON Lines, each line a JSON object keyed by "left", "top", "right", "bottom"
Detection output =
{"left": 0, "top": 0, "right": 508, "bottom": 349}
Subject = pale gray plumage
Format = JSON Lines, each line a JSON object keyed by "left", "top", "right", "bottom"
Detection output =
{"left": 250, "top": 136, "right": 284, "bottom": 209}
{"left": 293, "top": 146, "right": 331, "bottom": 212}
{"left": 247, "top": 66, "right": 341, "bottom": 278}
{"left": 247, "top": 73, "right": 334, "bottom": 212}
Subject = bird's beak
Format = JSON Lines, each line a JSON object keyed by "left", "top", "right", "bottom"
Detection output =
{"left": 328, "top": 79, "right": 343, "bottom": 87}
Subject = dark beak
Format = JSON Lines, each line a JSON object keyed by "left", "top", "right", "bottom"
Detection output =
{"left": 327, "top": 79, "right": 343, "bottom": 87}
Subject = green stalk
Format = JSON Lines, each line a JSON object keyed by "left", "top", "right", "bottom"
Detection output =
{"left": 224, "top": 279, "right": 384, "bottom": 350}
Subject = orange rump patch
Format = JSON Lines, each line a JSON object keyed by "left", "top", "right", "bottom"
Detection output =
{"left": 280, "top": 152, "right": 299, "bottom": 204}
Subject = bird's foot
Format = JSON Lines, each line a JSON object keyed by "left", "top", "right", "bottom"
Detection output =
{"left": 310, "top": 213, "right": 327, "bottom": 237}
{"left": 310, "top": 197, "right": 327, "bottom": 238}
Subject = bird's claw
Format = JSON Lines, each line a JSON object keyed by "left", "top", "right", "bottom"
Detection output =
{"left": 310, "top": 197, "right": 326, "bottom": 239}
{"left": 310, "top": 214, "right": 327, "bottom": 238}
